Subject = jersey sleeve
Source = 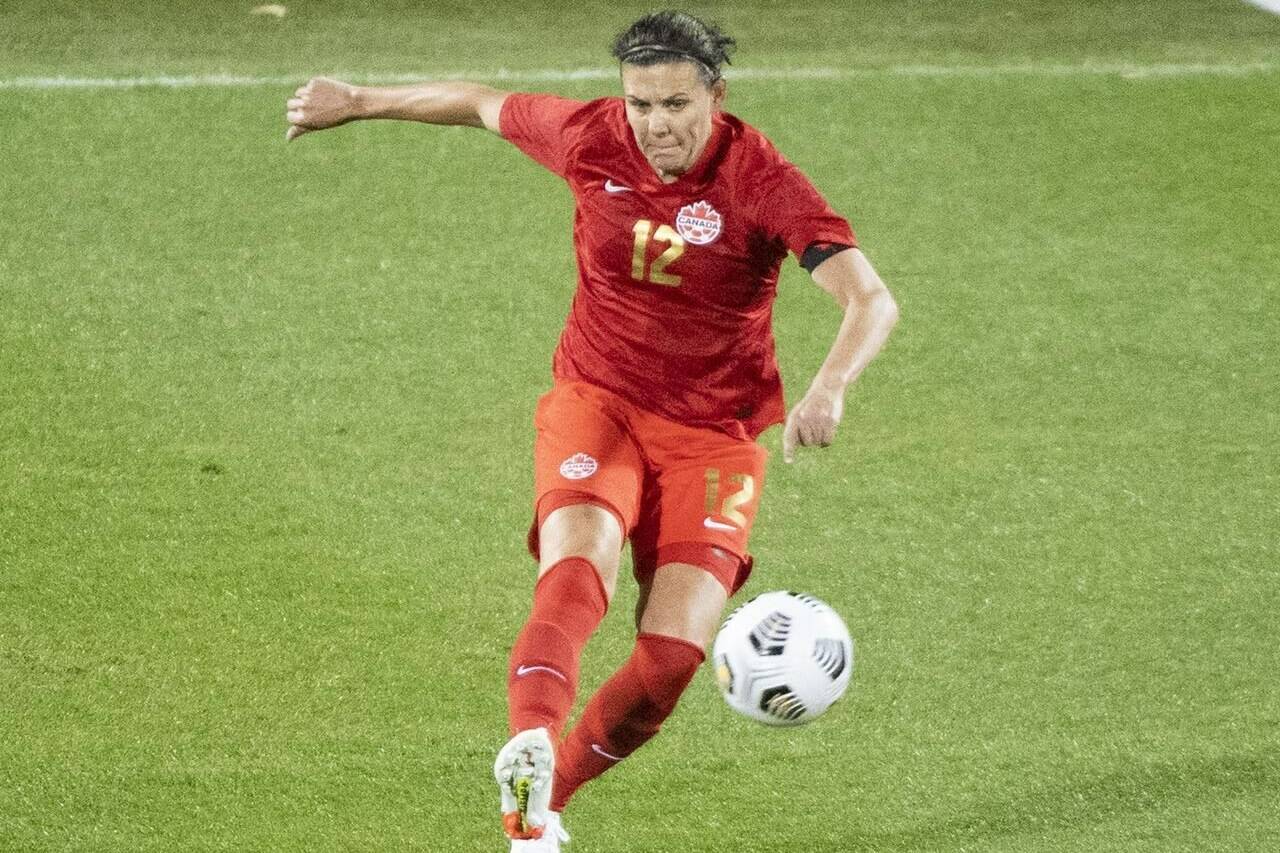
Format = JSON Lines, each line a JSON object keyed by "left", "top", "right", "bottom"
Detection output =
{"left": 757, "top": 162, "right": 857, "bottom": 261}
{"left": 498, "top": 92, "right": 588, "bottom": 178}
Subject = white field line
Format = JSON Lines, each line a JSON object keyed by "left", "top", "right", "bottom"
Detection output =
{"left": 0, "top": 62, "right": 1276, "bottom": 90}
{"left": 1243, "top": 0, "right": 1280, "bottom": 15}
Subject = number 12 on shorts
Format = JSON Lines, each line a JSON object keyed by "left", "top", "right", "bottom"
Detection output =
{"left": 705, "top": 469, "right": 755, "bottom": 528}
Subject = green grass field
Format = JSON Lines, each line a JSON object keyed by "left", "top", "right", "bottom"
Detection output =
{"left": 2, "top": 1, "right": 1278, "bottom": 850}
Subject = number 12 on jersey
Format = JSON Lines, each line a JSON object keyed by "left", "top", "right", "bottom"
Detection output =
{"left": 632, "top": 219, "right": 685, "bottom": 287}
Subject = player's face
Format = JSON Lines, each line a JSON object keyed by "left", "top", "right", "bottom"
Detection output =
{"left": 621, "top": 61, "right": 726, "bottom": 182}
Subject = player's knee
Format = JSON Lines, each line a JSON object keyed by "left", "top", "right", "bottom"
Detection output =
{"left": 539, "top": 503, "right": 624, "bottom": 591}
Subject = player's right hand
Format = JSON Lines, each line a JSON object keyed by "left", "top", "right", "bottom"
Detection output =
{"left": 782, "top": 382, "right": 844, "bottom": 464}
{"left": 285, "top": 77, "right": 357, "bottom": 141}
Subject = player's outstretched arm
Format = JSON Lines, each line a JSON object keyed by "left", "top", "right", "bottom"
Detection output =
{"left": 782, "top": 248, "right": 899, "bottom": 463}
{"left": 285, "top": 77, "right": 510, "bottom": 141}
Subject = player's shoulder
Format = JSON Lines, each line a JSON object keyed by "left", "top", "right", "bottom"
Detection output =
{"left": 566, "top": 96, "right": 641, "bottom": 161}
{"left": 722, "top": 112, "right": 772, "bottom": 153}
{"left": 566, "top": 95, "right": 622, "bottom": 127}
{"left": 720, "top": 111, "right": 798, "bottom": 186}
{"left": 501, "top": 94, "right": 621, "bottom": 168}
{"left": 503, "top": 92, "right": 609, "bottom": 125}
{"left": 571, "top": 96, "right": 628, "bottom": 138}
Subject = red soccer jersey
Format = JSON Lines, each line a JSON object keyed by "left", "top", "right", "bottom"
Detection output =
{"left": 499, "top": 93, "right": 856, "bottom": 439}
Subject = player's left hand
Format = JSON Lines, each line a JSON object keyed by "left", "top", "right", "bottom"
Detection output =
{"left": 782, "top": 383, "right": 844, "bottom": 464}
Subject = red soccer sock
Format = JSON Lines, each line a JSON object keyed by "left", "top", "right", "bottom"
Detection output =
{"left": 507, "top": 557, "right": 608, "bottom": 740}
{"left": 550, "top": 632, "right": 705, "bottom": 812}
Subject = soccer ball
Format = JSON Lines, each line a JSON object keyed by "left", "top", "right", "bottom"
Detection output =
{"left": 712, "top": 591, "right": 854, "bottom": 726}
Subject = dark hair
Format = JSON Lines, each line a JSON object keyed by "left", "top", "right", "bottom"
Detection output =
{"left": 611, "top": 10, "right": 736, "bottom": 85}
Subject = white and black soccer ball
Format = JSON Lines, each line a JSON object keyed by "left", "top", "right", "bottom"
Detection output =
{"left": 712, "top": 591, "right": 854, "bottom": 726}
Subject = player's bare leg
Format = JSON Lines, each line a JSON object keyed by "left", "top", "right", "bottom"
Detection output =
{"left": 498, "top": 503, "right": 622, "bottom": 845}
{"left": 634, "top": 562, "right": 727, "bottom": 648}
{"left": 551, "top": 562, "right": 728, "bottom": 812}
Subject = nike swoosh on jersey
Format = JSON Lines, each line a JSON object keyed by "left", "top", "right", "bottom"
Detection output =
{"left": 515, "top": 664, "right": 568, "bottom": 681}
{"left": 703, "top": 517, "right": 739, "bottom": 532}
{"left": 604, "top": 179, "right": 632, "bottom": 193}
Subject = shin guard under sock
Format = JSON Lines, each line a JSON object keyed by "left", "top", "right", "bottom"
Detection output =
{"left": 506, "top": 557, "right": 608, "bottom": 739}
{"left": 551, "top": 632, "right": 705, "bottom": 811}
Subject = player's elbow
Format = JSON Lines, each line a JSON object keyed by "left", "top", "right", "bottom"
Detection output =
{"left": 878, "top": 287, "right": 900, "bottom": 329}
{"left": 850, "top": 280, "right": 898, "bottom": 331}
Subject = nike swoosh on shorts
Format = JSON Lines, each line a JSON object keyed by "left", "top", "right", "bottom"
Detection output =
{"left": 604, "top": 179, "right": 632, "bottom": 193}
{"left": 703, "top": 517, "right": 738, "bottom": 532}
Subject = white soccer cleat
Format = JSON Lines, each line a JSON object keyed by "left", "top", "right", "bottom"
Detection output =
{"left": 494, "top": 727, "right": 556, "bottom": 841}
{"left": 510, "top": 811, "right": 569, "bottom": 851}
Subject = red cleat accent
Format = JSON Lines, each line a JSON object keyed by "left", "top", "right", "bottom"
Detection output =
{"left": 503, "top": 811, "right": 545, "bottom": 841}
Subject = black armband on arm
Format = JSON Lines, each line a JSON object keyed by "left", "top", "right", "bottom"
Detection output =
{"left": 799, "top": 241, "right": 854, "bottom": 273}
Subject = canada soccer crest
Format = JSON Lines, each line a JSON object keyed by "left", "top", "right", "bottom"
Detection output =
{"left": 559, "top": 452, "right": 598, "bottom": 480}
{"left": 675, "top": 200, "right": 723, "bottom": 245}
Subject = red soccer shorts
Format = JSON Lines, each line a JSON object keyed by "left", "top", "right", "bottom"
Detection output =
{"left": 528, "top": 381, "right": 768, "bottom": 596}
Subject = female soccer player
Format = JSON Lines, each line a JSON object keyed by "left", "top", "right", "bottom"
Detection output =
{"left": 287, "top": 11, "right": 897, "bottom": 851}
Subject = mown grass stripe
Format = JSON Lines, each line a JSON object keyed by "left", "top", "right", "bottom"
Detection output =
{"left": 1, "top": 61, "right": 1276, "bottom": 90}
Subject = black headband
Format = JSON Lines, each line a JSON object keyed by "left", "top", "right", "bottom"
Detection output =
{"left": 619, "top": 44, "right": 719, "bottom": 79}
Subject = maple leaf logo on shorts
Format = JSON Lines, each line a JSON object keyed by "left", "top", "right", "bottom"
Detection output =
{"left": 676, "top": 200, "right": 723, "bottom": 245}
{"left": 559, "top": 452, "right": 599, "bottom": 480}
